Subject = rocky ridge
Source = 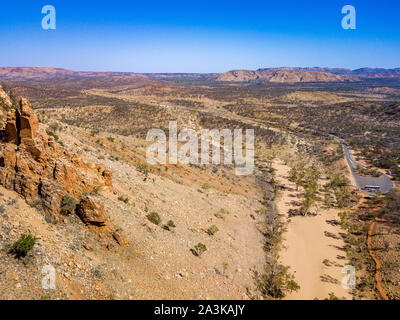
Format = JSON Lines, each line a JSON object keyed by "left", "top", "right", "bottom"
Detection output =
{"left": 216, "top": 70, "right": 353, "bottom": 83}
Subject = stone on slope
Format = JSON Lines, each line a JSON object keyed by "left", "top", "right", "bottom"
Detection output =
{"left": 77, "top": 196, "right": 109, "bottom": 227}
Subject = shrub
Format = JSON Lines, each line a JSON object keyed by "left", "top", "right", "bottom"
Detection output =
{"left": 0, "top": 100, "right": 9, "bottom": 112}
{"left": 201, "top": 183, "right": 210, "bottom": 190}
{"left": 324, "top": 292, "right": 346, "bottom": 300}
{"left": 219, "top": 208, "right": 230, "bottom": 214}
{"left": 61, "top": 194, "right": 76, "bottom": 215}
{"left": 107, "top": 137, "right": 114, "bottom": 142}
{"left": 167, "top": 220, "right": 176, "bottom": 228}
{"left": 29, "top": 199, "right": 43, "bottom": 210}
{"left": 118, "top": 196, "right": 129, "bottom": 204}
{"left": 9, "top": 234, "right": 37, "bottom": 258}
{"left": 147, "top": 212, "right": 161, "bottom": 225}
{"left": 255, "top": 208, "right": 266, "bottom": 215}
{"left": 193, "top": 243, "right": 207, "bottom": 256}
{"left": 256, "top": 261, "right": 300, "bottom": 299}
{"left": 137, "top": 162, "right": 149, "bottom": 176}
{"left": 49, "top": 122, "right": 60, "bottom": 132}
{"left": 208, "top": 225, "right": 219, "bottom": 235}
{"left": 46, "top": 130, "right": 59, "bottom": 141}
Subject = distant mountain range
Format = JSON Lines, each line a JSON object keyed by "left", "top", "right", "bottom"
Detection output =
{"left": 215, "top": 70, "right": 354, "bottom": 83}
{"left": 0, "top": 66, "right": 399, "bottom": 83}
{"left": 216, "top": 67, "right": 400, "bottom": 83}
{"left": 0, "top": 67, "right": 144, "bottom": 81}
{"left": 256, "top": 67, "right": 400, "bottom": 75}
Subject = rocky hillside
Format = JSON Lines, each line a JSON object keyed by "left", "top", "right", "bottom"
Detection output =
{"left": 0, "top": 87, "right": 269, "bottom": 299}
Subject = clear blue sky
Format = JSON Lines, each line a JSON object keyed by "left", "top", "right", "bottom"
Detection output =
{"left": 1, "top": 0, "right": 399, "bottom": 73}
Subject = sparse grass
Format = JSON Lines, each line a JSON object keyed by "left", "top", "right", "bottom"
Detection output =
{"left": 90, "top": 188, "right": 100, "bottom": 196}
{"left": 137, "top": 162, "right": 149, "bottom": 176}
{"left": 0, "top": 100, "right": 9, "bottom": 112}
{"left": 92, "top": 265, "right": 104, "bottom": 279}
{"left": 49, "top": 122, "right": 60, "bottom": 132}
{"left": 147, "top": 212, "right": 161, "bottom": 225}
{"left": 222, "top": 262, "right": 228, "bottom": 274}
{"left": 323, "top": 292, "right": 347, "bottom": 300}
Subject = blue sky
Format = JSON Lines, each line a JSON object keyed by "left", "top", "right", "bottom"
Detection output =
{"left": 0, "top": 0, "right": 399, "bottom": 73}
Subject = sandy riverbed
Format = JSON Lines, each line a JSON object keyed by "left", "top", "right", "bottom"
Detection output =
{"left": 274, "top": 160, "right": 352, "bottom": 300}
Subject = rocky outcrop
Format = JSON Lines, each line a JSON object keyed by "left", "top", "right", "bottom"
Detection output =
{"left": 19, "top": 98, "right": 39, "bottom": 142}
{"left": 5, "top": 110, "right": 18, "bottom": 144}
{"left": 0, "top": 93, "right": 113, "bottom": 225}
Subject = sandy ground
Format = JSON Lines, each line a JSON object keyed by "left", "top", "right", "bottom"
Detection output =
{"left": 274, "top": 161, "right": 352, "bottom": 300}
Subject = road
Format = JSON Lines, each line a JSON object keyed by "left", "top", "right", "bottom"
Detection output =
{"left": 330, "top": 134, "right": 394, "bottom": 195}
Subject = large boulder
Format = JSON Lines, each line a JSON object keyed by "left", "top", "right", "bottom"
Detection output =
{"left": 77, "top": 196, "right": 109, "bottom": 227}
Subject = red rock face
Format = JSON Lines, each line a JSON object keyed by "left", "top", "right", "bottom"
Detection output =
{"left": 3, "top": 98, "right": 39, "bottom": 144}
{"left": 0, "top": 93, "right": 113, "bottom": 224}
